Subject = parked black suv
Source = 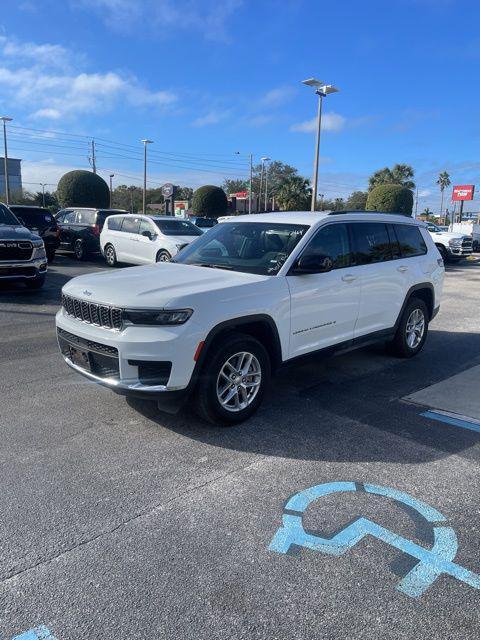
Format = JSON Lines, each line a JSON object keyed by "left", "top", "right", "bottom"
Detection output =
{"left": 55, "top": 208, "right": 128, "bottom": 260}
{"left": 8, "top": 204, "right": 60, "bottom": 263}
{"left": 0, "top": 203, "right": 48, "bottom": 289}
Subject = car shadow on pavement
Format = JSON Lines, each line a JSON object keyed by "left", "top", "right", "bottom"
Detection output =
{"left": 127, "top": 328, "right": 480, "bottom": 465}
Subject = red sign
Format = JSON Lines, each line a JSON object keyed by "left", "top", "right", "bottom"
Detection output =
{"left": 231, "top": 191, "right": 249, "bottom": 199}
{"left": 452, "top": 185, "right": 475, "bottom": 201}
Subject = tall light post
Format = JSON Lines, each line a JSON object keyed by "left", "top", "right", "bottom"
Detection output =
{"left": 259, "top": 156, "right": 269, "bottom": 212}
{"left": 302, "top": 78, "right": 339, "bottom": 211}
{"left": 40, "top": 183, "right": 47, "bottom": 207}
{"left": 109, "top": 174, "right": 114, "bottom": 208}
{"left": 264, "top": 157, "right": 271, "bottom": 211}
{"left": 141, "top": 139, "right": 153, "bottom": 215}
{"left": 1, "top": 116, "right": 13, "bottom": 205}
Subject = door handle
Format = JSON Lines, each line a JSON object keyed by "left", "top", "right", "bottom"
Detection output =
{"left": 397, "top": 266, "right": 408, "bottom": 273}
{"left": 342, "top": 274, "right": 357, "bottom": 282}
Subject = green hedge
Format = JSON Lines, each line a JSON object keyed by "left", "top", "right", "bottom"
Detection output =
{"left": 191, "top": 185, "right": 228, "bottom": 217}
{"left": 57, "top": 170, "right": 110, "bottom": 208}
{"left": 366, "top": 184, "right": 413, "bottom": 216}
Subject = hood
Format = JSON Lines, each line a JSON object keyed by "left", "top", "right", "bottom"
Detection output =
{"left": 0, "top": 224, "right": 41, "bottom": 242}
{"left": 63, "top": 262, "right": 268, "bottom": 308}
{"left": 167, "top": 235, "right": 196, "bottom": 245}
{"left": 429, "top": 229, "right": 468, "bottom": 241}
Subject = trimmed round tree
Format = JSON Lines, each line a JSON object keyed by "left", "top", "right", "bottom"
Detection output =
{"left": 366, "top": 184, "right": 414, "bottom": 216}
{"left": 191, "top": 185, "right": 228, "bottom": 218}
{"left": 57, "top": 170, "right": 110, "bottom": 208}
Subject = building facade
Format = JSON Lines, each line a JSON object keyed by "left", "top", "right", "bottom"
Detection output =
{"left": 0, "top": 158, "right": 22, "bottom": 199}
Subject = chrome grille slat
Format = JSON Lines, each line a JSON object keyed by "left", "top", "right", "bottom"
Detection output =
{"left": 62, "top": 294, "right": 122, "bottom": 330}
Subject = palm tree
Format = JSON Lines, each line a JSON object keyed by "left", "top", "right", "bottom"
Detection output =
{"left": 436, "top": 171, "right": 451, "bottom": 217}
{"left": 276, "top": 176, "right": 311, "bottom": 211}
{"left": 368, "top": 164, "right": 415, "bottom": 191}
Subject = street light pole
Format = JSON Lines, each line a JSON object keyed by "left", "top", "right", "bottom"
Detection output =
{"left": 40, "top": 183, "right": 46, "bottom": 207}
{"left": 249, "top": 153, "right": 253, "bottom": 214}
{"left": 1, "top": 116, "right": 13, "bottom": 205}
{"left": 141, "top": 139, "right": 153, "bottom": 215}
{"left": 302, "top": 79, "right": 339, "bottom": 211}
{"left": 259, "top": 156, "right": 270, "bottom": 212}
{"left": 109, "top": 174, "right": 114, "bottom": 208}
{"left": 264, "top": 159, "right": 270, "bottom": 211}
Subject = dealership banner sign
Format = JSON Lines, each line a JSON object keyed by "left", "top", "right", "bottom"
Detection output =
{"left": 452, "top": 185, "right": 475, "bottom": 201}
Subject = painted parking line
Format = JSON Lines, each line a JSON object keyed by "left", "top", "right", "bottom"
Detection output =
{"left": 12, "top": 626, "right": 56, "bottom": 640}
{"left": 421, "top": 410, "right": 480, "bottom": 434}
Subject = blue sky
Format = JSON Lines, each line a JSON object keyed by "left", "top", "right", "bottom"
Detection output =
{"left": 1, "top": 0, "right": 479, "bottom": 211}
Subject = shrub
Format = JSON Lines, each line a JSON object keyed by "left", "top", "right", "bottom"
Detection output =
{"left": 191, "top": 185, "right": 228, "bottom": 218}
{"left": 57, "top": 170, "right": 110, "bottom": 208}
{"left": 366, "top": 184, "right": 413, "bottom": 216}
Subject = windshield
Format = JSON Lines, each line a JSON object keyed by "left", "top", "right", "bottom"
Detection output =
{"left": 427, "top": 223, "right": 441, "bottom": 232}
{"left": 174, "top": 221, "right": 308, "bottom": 275}
{"left": 153, "top": 218, "right": 203, "bottom": 236}
{"left": 0, "top": 204, "right": 21, "bottom": 226}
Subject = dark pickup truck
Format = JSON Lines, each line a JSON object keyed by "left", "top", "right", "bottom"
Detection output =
{"left": 0, "top": 203, "right": 48, "bottom": 289}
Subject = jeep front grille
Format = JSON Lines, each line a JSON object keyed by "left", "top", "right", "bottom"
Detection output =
{"left": 62, "top": 293, "right": 123, "bottom": 330}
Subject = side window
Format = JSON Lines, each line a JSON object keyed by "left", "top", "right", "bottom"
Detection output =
{"left": 139, "top": 219, "right": 154, "bottom": 236}
{"left": 121, "top": 216, "right": 141, "bottom": 234}
{"left": 302, "top": 223, "right": 352, "bottom": 269}
{"left": 386, "top": 224, "right": 402, "bottom": 259}
{"left": 351, "top": 223, "right": 392, "bottom": 264}
{"left": 394, "top": 224, "right": 427, "bottom": 257}
{"left": 108, "top": 217, "right": 123, "bottom": 231}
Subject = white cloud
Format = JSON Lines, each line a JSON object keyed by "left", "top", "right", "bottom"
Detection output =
{"left": 0, "top": 35, "right": 177, "bottom": 121}
{"left": 192, "top": 111, "right": 228, "bottom": 127}
{"left": 73, "top": 0, "right": 243, "bottom": 42}
{"left": 259, "top": 86, "right": 295, "bottom": 107}
{"left": 290, "top": 112, "right": 346, "bottom": 133}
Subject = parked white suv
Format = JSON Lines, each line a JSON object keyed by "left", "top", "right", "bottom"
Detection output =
{"left": 56, "top": 212, "right": 444, "bottom": 425}
{"left": 100, "top": 214, "right": 203, "bottom": 266}
{"left": 426, "top": 222, "right": 473, "bottom": 262}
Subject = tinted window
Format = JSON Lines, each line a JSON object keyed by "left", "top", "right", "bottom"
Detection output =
{"left": 351, "top": 222, "right": 392, "bottom": 264}
{"left": 108, "top": 217, "right": 123, "bottom": 231}
{"left": 140, "top": 219, "right": 154, "bottom": 235}
{"left": 193, "top": 218, "right": 217, "bottom": 228}
{"left": 0, "top": 204, "right": 20, "bottom": 226}
{"left": 174, "top": 222, "right": 308, "bottom": 275}
{"left": 302, "top": 223, "right": 352, "bottom": 269}
{"left": 394, "top": 224, "right": 427, "bottom": 257}
{"left": 153, "top": 219, "right": 203, "bottom": 237}
{"left": 121, "top": 217, "right": 141, "bottom": 234}
{"left": 386, "top": 224, "right": 402, "bottom": 259}
{"left": 9, "top": 207, "right": 53, "bottom": 225}
{"left": 75, "top": 210, "right": 95, "bottom": 224}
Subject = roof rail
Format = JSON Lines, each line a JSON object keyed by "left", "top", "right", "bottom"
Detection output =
{"left": 327, "top": 210, "right": 412, "bottom": 217}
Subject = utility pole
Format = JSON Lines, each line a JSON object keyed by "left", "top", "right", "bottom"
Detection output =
{"left": 264, "top": 159, "right": 270, "bottom": 211}
{"left": 1, "top": 116, "right": 13, "bottom": 205}
{"left": 40, "top": 183, "right": 46, "bottom": 207}
{"left": 109, "top": 174, "right": 114, "bottom": 208}
{"left": 259, "top": 157, "right": 270, "bottom": 212}
{"left": 414, "top": 187, "right": 419, "bottom": 218}
{"left": 249, "top": 153, "right": 253, "bottom": 214}
{"left": 141, "top": 139, "right": 153, "bottom": 215}
{"left": 90, "top": 139, "right": 97, "bottom": 174}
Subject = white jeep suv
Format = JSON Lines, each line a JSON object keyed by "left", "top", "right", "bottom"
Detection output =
{"left": 100, "top": 214, "right": 203, "bottom": 266}
{"left": 56, "top": 212, "right": 444, "bottom": 425}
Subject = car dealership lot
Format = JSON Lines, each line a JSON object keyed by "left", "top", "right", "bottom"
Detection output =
{"left": 1, "top": 254, "right": 479, "bottom": 639}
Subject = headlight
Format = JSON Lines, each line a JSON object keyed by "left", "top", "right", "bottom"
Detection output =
{"left": 448, "top": 238, "right": 462, "bottom": 246}
{"left": 32, "top": 242, "right": 46, "bottom": 258}
{"left": 122, "top": 308, "right": 193, "bottom": 326}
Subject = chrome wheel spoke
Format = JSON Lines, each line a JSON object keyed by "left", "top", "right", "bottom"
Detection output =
{"left": 405, "top": 308, "right": 425, "bottom": 349}
{"left": 216, "top": 351, "right": 262, "bottom": 413}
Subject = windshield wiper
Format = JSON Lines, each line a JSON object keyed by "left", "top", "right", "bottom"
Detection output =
{"left": 192, "top": 263, "right": 234, "bottom": 270}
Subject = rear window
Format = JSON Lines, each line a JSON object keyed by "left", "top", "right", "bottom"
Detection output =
{"left": 75, "top": 210, "right": 96, "bottom": 224}
{"left": 108, "top": 217, "right": 123, "bottom": 231}
{"left": 153, "top": 219, "right": 203, "bottom": 236}
{"left": 194, "top": 218, "right": 217, "bottom": 228}
{"left": 350, "top": 222, "right": 392, "bottom": 264}
{"left": 394, "top": 224, "right": 427, "bottom": 257}
{"left": 9, "top": 207, "right": 54, "bottom": 225}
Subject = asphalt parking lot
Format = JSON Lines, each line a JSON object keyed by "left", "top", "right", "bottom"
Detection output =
{"left": 1, "top": 253, "right": 479, "bottom": 640}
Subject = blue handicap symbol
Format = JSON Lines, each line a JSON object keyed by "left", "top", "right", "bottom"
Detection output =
{"left": 11, "top": 626, "right": 56, "bottom": 640}
{"left": 269, "top": 481, "right": 480, "bottom": 598}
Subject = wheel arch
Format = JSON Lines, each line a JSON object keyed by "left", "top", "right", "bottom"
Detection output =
{"left": 395, "top": 283, "right": 435, "bottom": 326}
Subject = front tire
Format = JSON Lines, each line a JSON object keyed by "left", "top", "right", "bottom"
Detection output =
{"left": 104, "top": 244, "right": 118, "bottom": 267}
{"left": 74, "top": 239, "right": 87, "bottom": 261}
{"left": 194, "top": 332, "right": 271, "bottom": 425}
{"left": 387, "top": 297, "right": 429, "bottom": 358}
{"left": 46, "top": 250, "right": 55, "bottom": 263}
{"left": 156, "top": 249, "right": 171, "bottom": 263}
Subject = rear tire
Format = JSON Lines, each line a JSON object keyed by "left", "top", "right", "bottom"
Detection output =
{"left": 47, "top": 250, "right": 55, "bottom": 263}
{"left": 387, "top": 297, "right": 429, "bottom": 358}
{"left": 25, "top": 274, "right": 45, "bottom": 290}
{"left": 194, "top": 332, "right": 271, "bottom": 425}
{"left": 156, "top": 249, "right": 171, "bottom": 263}
{"left": 74, "top": 239, "right": 87, "bottom": 261}
{"left": 104, "top": 244, "right": 118, "bottom": 267}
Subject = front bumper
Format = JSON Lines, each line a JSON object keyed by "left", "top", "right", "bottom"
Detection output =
{"left": 55, "top": 309, "right": 204, "bottom": 395}
{"left": 0, "top": 258, "right": 47, "bottom": 281}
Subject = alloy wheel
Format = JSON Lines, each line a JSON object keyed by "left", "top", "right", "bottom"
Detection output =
{"left": 216, "top": 351, "right": 262, "bottom": 413}
{"left": 405, "top": 308, "right": 425, "bottom": 349}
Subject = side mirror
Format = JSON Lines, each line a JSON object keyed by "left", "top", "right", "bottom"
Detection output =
{"left": 142, "top": 230, "right": 153, "bottom": 240}
{"left": 294, "top": 254, "right": 333, "bottom": 274}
